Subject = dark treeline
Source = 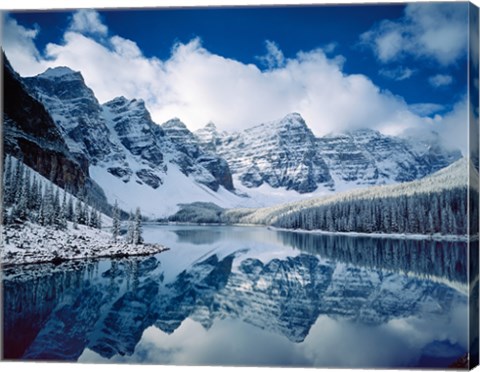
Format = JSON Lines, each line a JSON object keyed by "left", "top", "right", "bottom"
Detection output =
{"left": 3, "top": 155, "right": 102, "bottom": 229}
{"left": 272, "top": 187, "right": 476, "bottom": 236}
{"left": 276, "top": 230, "right": 468, "bottom": 284}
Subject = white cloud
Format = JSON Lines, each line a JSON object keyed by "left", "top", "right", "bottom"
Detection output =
{"left": 361, "top": 3, "right": 468, "bottom": 66}
{"left": 2, "top": 16, "right": 45, "bottom": 76}
{"left": 69, "top": 9, "right": 108, "bottom": 36}
{"left": 428, "top": 74, "right": 453, "bottom": 87}
{"left": 436, "top": 98, "right": 468, "bottom": 153}
{"left": 2, "top": 10, "right": 467, "bottom": 153}
{"left": 379, "top": 66, "right": 415, "bottom": 81}
{"left": 402, "top": 97, "right": 468, "bottom": 154}
{"left": 408, "top": 103, "right": 444, "bottom": 116}
{"left": 79, "top": 308, "right": 468, "bottom": 368}
{"left": 257, "top": 40, "right": 285, "bottom": 70}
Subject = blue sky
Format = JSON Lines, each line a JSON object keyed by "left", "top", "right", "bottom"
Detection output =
{"left": 2, "top": 3, "right": 472, "bottom": 150}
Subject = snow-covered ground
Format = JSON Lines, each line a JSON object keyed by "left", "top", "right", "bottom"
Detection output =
{"left": 1, "top": 222, "right": 168, "bottom": 266}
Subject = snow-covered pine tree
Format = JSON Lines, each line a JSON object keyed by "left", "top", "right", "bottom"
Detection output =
{"left": 87, "top": 206, "right": 93, "bottom": 227}
{"left": 3, "top": 155, "right": 14, "bottom": 205}
{"left": 58, "top": 190, "right": 68, "bottom": 229}
{"left": 78, "top": 201, "right": 87, "bottom": 225}
{"left": 126, "top": 211, "right": 134, "bottom": 244}
{"left": 97, "top": 210, "right": 102, "bottom": 229}
{"left": 29, "top": 175, "right": 39, "bottom": 211}
{"left": 44, "top": 184, "right": 55, "bottom": 226}
{"left": 13, "top": 160, "right": 24, "bottom": 205}
{"left": 11, "top": 167, "right": 29, "bottom": 222}
{"left": 52, "top": 188, "right": 62, "bottom": 227}
{"left": 19, "top": 168, "right": 30, "bottom": 220}
{"left": 88, "top": 206, "right": 98, "bottom": 228}
{"left": 112, "top": 200, "right": 120, "bottom": 243}
{"left": 133, "top": 207, "right": 143, "bottom": 245}
{"left": 74, "top": 197, "right": 82, "bottom": 228}
{"left": 67, "top": 195, "right": 74, "bottom": 221}
{"left": 36, "top": 184, "right": 45, "bottom": 225}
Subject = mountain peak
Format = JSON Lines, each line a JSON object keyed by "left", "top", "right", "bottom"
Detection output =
{"left": 283, "top": 112, "right": 304, "bottom": 121}
{"left": 105, "top": 96, "right": 147, "bottom": 112}
{"left": 205, "top": 121, "right": 217, "bottom": 130}
{"left": 345, "top": 128, "right": 382, "bottom": 137}
{"left": 37, "top": 66, "right": 82, "bottom": 81}
{"left": 162, "top": 118, "right": 188, "bottom": 130}
{"left": 277, "top": 112, "right": 308, "bottom": 130}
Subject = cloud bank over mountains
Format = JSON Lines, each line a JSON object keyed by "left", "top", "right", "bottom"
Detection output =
{"left": 3, "top": 7, "right": 468, "bottom": 152}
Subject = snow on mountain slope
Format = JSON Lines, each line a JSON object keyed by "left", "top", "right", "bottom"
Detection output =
{"left": 90, "top": 162, "right": 244, "bottom": 218}
{"left": 196, "top": 114, "right": 462, "bottom": 194}
{"left": 161, "top": 118, "right": 234, "bottom": 191}
{"left": 24, "top": 67, "right": 242, "bottom": 217}
{"left": 319, "top": 128, "right": 461, "bottom": 185}
{"left": 209, "top": 113, "right": 333, "bottom": 193}
{"left": 22, "top": 65, "right": 463, "bottom": 218}
{"left": 24, "top": 67, "right": 122, "bottom": 163}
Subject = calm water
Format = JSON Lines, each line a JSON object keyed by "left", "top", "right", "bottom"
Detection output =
{"left": 2, "top": 225, "right": 471, "bottom": 368}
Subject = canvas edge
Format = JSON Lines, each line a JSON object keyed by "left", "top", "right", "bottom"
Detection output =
{"left": 468, "top": 1, "right": 480, "bottom": 370}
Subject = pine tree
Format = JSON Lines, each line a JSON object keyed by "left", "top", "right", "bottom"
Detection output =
{"left": 58, "top": 190, "right": 68, "bottom": 229}
{"left": 52, "top": 188, "right": 62, "bottom": 227}
{"left": 3, "top": 155, "right": 14, "bottom": 205}
{"left": 111, "top": 200, "right": 120, "bottom": 243}
{"left": 78, "top": 201, "right": 87, "bottom": 225}
{"left": 13, "top": 160, "right": 24, "bottom": 204}
{"left": 127, "top": 211, "right": 134, "bottom": 244}
{"left": 67, "top": 195, "right": 74, "bottom": 221}
{"left": 44, "top": 184, "right": 55, "bottom": 225}
{"left": 19, "top": 169, "right": 30, "bottom": 220}
{"left": 97, "top": 210, "right": 102, "bottom": 229}
{"left": 11, "top": 168, "right": 29, "bottom": 221}
{"left": 74, "top": 197, "right": 82, "bottom": 227}
{"left": 29, "top": 175, "right": 38, "bottom": 211}
{"left": 88, "top": 206, "right": 98, "bottom": 228}
{"left": 133, "top": 207, "right": 143, "bottom": 245}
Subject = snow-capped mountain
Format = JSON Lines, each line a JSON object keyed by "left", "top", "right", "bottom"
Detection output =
{"left": 24, "top": 67, "right": 122, "bottom": 164}
{"left": 206, "top": 113, "right": 333, "bottom": 193}
{"left": 12, "top": 61, "right": 462, "bottom": 216}
{"left": 196, "top": 114, "right": 462, "bottom": 194}
{"left": 24, "top": 67, "right": 240, "bottom": 217}
{"left": 2, "top": 55, "right": 108, "bottom": 207}
{"left": 318, "top": 128, "right": 461, "bottom": 187}
{"left": 161, "top": 118, "right": 234, "bottom": 191}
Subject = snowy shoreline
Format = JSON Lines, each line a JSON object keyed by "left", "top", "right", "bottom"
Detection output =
{"left": 147, "top": 221, "right": 471, "bottom": 242}
{"left": 267, "top": 226, "right": 470, "bottom": 242}
{"left": 1, "top": 222, "right": 169, "bottom": 267}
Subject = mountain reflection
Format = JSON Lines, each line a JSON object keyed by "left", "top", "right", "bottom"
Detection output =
{"left": 2, "top": 227, "right": 469, "bottom": 366}
{"left": 276, "top": 231, "right": 468, "bottom": 284}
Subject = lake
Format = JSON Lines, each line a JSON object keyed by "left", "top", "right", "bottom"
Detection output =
{"left": 2, "top": 224, "right": 471, "bottom": 368}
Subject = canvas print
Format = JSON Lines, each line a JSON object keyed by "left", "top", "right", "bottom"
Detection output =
{"left": 1, "top": 2, "right": 479, "bottom": 369}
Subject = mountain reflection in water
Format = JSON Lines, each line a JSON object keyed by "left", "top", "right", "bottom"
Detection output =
{"left": 2, "top": 225, "right": 472, "bottom": 368}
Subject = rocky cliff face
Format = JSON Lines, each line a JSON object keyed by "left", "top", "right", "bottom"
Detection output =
{"left": 162, "top": 119, "right": 234, "bottom": 191}
{"left": 196, "top": 114, "right": 462, "bottom": 193}
{"left": 205, "top": 113, "right": 333, "bottom": 193}
{"left": 24, "top": 67, "right": 121, "bottom": 165}
{"left": 319, "top": 129, "right": 462, "bottom": 185}
{"left": 2, "top": 56, "right": 93, "bottom": 197}
{"left": 24, "top": 67, "right": 235, "bottom": 206}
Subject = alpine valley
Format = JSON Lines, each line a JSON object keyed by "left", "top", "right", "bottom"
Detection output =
{"left": 4, "top": 55, "right": 464, "bottom": 220}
